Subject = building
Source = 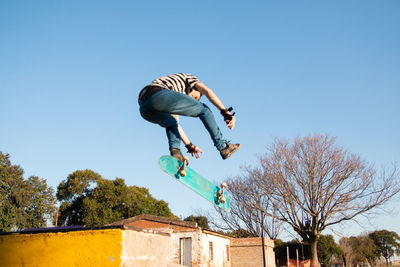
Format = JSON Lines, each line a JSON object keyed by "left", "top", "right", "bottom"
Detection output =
{"left": 110, "top": 214, "right": 276, "bottom": 267}
{"left": 110, "top": 214, "right": 232, "bottom": 266}
{"left": 231, "top": 237, "right": 275, "bottom": 267}
{"left": 0, "top": 214, "right": 275, "bottom": 267}
{"left": 0, "top": 225, "right": 172, "bottom": 266}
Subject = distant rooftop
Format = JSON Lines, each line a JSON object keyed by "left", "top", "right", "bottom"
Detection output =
{"left": 109, "top": 214, "right": 198, "bottom": 229}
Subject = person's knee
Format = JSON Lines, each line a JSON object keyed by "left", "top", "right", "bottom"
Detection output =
{"left": 164, "top": 120, "right": 178, "bottom": 130}
{"left": 200, "top": 103, "right": 212, "bottom": 115}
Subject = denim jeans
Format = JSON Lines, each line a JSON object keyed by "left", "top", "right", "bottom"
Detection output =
{"left": 139, "top": 89, "right": 226, "bottom": 151}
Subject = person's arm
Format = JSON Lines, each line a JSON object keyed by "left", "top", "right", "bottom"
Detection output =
{"left": 194, "top": 82, "right": 236, "bottom": 130}
{"left": 171, "top": 114, "right": 203, "bottom": 158}
{"left": 172, "top": 115, "right": 190, "bottom": 145}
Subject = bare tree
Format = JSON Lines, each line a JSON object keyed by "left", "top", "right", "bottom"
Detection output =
{"left": 339, "top": 237, "right": 354, "bottom": 267}
{"left": 241, "top": 135, "right": 399, "bottom": 267}
{"left": 211, "top": 173, "right": 282, "bottom": 239}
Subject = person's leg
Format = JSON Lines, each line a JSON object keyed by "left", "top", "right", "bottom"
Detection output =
{"left": 140, "top": 100, "right": 181, "bottom": 150}
{"left": 196, "top": 103, "right": 226, "bottom": 150}
{"left": 145, "top": 90, "right": 226, "bottom": 150}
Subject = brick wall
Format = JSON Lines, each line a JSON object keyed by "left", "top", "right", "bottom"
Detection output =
{"left": 231, "top": 237, "right": 275, "bottom": 267}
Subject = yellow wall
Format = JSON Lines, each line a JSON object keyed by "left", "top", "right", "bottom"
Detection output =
{"left": 0, "top": 229, "right": 123, "bottom": 267}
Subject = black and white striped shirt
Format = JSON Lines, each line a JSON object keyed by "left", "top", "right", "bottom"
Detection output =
{"left": 150, "top": 73, "right": 200, "bottom": 93}
{"left": 138, "top": 73, "right": 201, "bottom": 104}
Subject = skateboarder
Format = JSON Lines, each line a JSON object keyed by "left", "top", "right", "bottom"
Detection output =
{"left": 138, "top": 73, "right": 241, "bottom": 161}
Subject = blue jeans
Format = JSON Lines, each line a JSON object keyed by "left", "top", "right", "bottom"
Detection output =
{"left": 139, "top": 89, "right": 226, "bottom": 151}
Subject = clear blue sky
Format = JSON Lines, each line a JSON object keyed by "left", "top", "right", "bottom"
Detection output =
{"left": 1, "top": 0, "right": 399, "bottom": 240}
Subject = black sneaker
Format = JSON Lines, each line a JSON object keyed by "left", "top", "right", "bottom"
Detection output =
{"left": 220, "top": 142, "right": 241, "bottom": 160}
{"left": 170, "top": 148, "right": 184, "bottom": 162}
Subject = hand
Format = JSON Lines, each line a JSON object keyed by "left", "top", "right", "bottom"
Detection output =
{"left": 221, "top": 107, "right": 236, "bottom": 130}
{"left": 226, "top": 115, "right": 236, "bottom": 130}
{"left": 190, "top": 146, "right": 203, "bottom": 159}
{"left": 185, "top": 143, "right": 203, "bottom": 159}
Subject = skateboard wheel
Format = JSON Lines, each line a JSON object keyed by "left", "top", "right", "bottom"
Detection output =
{"left": 179, "top": 170, "right": 186, "bottom": 177}
{"left": 221, "top": 182, "right": 227, "bottom": 189}
{"left": 220, "top": 196, "right": 226, "bottom": 203}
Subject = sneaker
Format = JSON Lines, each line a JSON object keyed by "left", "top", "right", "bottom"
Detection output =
{"left": 220, "top": 142, "right": 241, "bottom": 160}
{"left": 170, "top": 148, "right": 184, "bottom": 162}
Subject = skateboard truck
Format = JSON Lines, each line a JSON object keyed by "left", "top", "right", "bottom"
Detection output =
{"left": 215, "top": 182, "right": 227, "bottom": 204}
{"left": 177, "top": 157, "right": 189, "bottom": 177}
{"left": 159, "top": 155, "right": 230, "bottom": 212}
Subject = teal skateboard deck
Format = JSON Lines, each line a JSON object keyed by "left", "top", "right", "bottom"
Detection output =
{"left": 158, "top": 155, "right": 230, "bottom": 212}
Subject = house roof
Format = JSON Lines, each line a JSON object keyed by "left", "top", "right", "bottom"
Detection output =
{"left": 109, "top": 214, "right": 234, "bottom": 239}
{"left": 0, "top": 224, "right": 169, "bottom": 236}
{"left": 109, "top": 214, "right": 198, "bottom": 229}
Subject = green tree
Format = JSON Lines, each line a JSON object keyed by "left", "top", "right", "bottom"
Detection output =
{"left": 82, "top": 179, "right": 177, "bottom": 226}
{"left": 0, "top": 152, "right": 56, "bottom": 232}
{"left": 184, "top": 215, "right": 210, "bottom": 229}
{"left": 0, "top": 152, "right": 23, "bottom": 231}
{"left": 56, "top": 169, "right": 101, "bottom": 226}
{"left": 23, "top": 176, "right": 57, "bottom": 229}
{"left": 349, "top": 235, "right": 377, "bottom": 266}
{"left": 57, "top": 170, "right": 177, "bottom": 226}
{"left": 80, "top": 178, "right": 127, "bottom": 226}
{"left": 125, "top": 185, "right": 176, "bottom": 219}
{"left": 227, "top": 228, "right": 257, "bottom": 238}
{"left": 369, "top": 230, "right": 400, "bottom": 266}
{"left": 317, "top": 235, "right": 342, "bottom": 267}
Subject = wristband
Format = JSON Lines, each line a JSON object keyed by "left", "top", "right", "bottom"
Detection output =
{"left": 185, "top": 143, "right": 197, "bottom": 153}
{"left": 220, "top": 107, "right": 236, "bottom": 122}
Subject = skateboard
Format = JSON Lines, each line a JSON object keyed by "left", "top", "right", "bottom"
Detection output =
{"left": 158, "top": 155, "right": 230, "bottom": 212}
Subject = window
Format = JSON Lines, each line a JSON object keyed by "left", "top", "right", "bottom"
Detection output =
{"left": 209, "top": 241, "right": 213, "bottom": 261}
{"left": 179, "top": 238, "right": 192, "bottom": 266}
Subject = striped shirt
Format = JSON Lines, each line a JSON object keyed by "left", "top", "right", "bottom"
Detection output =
{"left": 150, "top": 73, "right": 200, "bottom": 93}
{"left": 138, "top": 73, "right": 201, "bottom": 104}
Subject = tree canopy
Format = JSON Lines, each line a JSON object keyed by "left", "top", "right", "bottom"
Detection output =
{"left": 338, "top": 231, "right": 400, "bottom": 267}
{"left": 317, "top": 235, "right": 342, "bottom": 267}
{"left": 339, "top": 234, "right": 378, "bottom": 267}
{"left": 184, "top": 215, "right": 210, "bottom": 229}
{"left": 369, "top": 230, "right": 400, "bottom": 265}
{"left": 0, "top": 152, "right": 56, "bottom": 232}
{"left": 56, "top": 169, "right": 177, "bottom": 226}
